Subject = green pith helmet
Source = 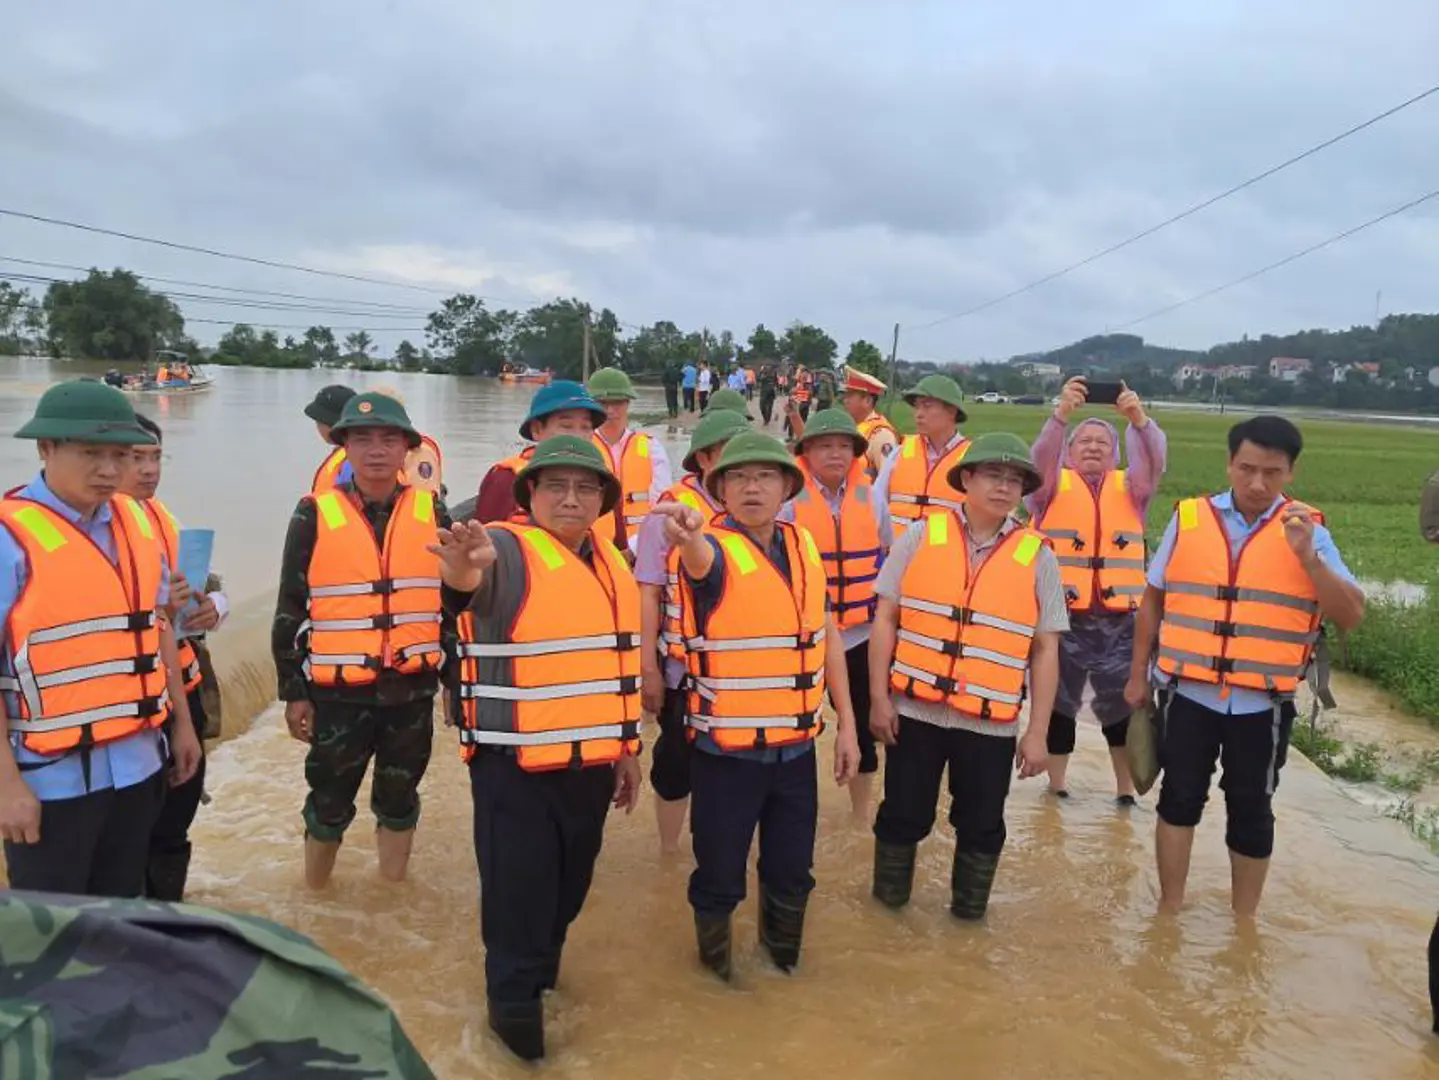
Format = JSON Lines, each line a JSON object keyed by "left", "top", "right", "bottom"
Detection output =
{"left": 14, "top": 379, "right": 156, "bottom": 445}
{"left": 303, "top": 384, "right": 357, "bottom": 427}
{"left": 682, "top": 408, "right": 751, "bottom": 474}
{"left": 902, "top": 373, "right": 968, "bottom": 422}
{"left": 949, "top": 431, "right": 1041, "bottom": 494}
{"left": 704, "top": 430, "right": 805, "bottom": 502}
{"left": 328, "top": 392, "right": 423, "bottom": 449}
{"left": 793, "top": 407, "right": 867, "bottom": 457}
{"left": 586, "top": 367, "right": 637, "bottom": 402}
{"left": 513, "top": 434, "right": 621, "bottom": 515}
{"left": 703, "top": 387, "right": 753, "bottom": 419}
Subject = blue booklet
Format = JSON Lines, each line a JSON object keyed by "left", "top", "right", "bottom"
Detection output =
{"left": 175, "top": 528, "right": 215, "bottom": 640}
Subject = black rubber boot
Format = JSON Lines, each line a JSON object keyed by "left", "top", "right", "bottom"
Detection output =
{"left": 950, "top": 849, "right": 1000, "bottom": 921}
{"left": 488, "top": 999, "right": 545, "bottom": 1062}
{"left": 694, "top": 912, "right": 733, "bottom": 982}
{"left": 871, "top": 840, "right": 917, "bottom": 910}
{"left": 144, "top": 845, "right": 192, "bottom": 902}
{"left": 758, "top": 888, "right": 808, "bottom": 973}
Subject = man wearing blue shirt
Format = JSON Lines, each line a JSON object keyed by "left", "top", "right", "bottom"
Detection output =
{"left": 681, "top": 362, "right": 698, "bottom": 413}
{"left": 0, "top": 381, "right": 202, "bottom": 897}
{"left": 1126, "top": 415, "right": 1365, "bottom": 917}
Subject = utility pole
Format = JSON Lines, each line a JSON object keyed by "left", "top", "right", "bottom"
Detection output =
{"left": 700, "top": 325, "right": 709, "bottom": 368}
{"left": 887, "top": 322, "right": 901, "bottom": 395}
{"left": 1375, "top": 290, "right": 1382, "bottom": 328}
{"left": 582, "top": 309, "right": 592, "bottom": 382}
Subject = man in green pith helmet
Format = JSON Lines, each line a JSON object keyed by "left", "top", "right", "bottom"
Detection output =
{"left": 703, "top": 386, "right": 754, "bottom": 420}
{"left": 273, "top": 391, "right": 453, "bottom": 891}
{"left": 873, "top": 373, "right": 970, "bottom": 544}
{"left": 435, "top": 434, "right": 644, "bottom": 1062}
{"left": 0, "top": 380, "right": 202, "bottom": 897}
{"left": 635, "top": 407, "right": 752, "bottom": 855}
{"left": 587, "top": 367, "right": 673, "bottom": 555}
{"left": 869, "top": 432, "right": 1065, "bottom": 922}
{"left": 655, "top": 429, "right": 861, "bottom": 981}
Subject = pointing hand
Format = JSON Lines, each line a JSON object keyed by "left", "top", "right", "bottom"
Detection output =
{"left": 653, "top": 502, "right": 705, "bottom": 547}
{"left": 428, "top": 520, "right": 497, "bottom": 591}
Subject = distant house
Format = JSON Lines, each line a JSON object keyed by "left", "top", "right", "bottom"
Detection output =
{"left": 1172, "top": 363, "right": 1215, "bottom": 388}
{"left": 1332, "top": 362, "right": 1380, "bottom": 383}
{"left": 1269, "top": 356, "right": 1312, "bottom": 381}
{"left": 1018, "top": 361, "right": 1062, "bottom": 379}
{"left": 1216, "top": 365, "right": 1256, "bottom": 381}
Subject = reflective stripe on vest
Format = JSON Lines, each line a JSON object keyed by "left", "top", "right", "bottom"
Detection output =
{"left": 659, "top": 477, "right": 722, "bottom": 662}
{"left": 792, "top": 458, "right": 883, "bottom": 629}
{"left": 1036, "top": 467, "right": 1147, "bottom": 612}
{"left": 303, "top": 487, "right": 443, "bottom": 686}
{"left": 311, "top": 446, "right": 348, "bottom": 494}
{"left": 889, "top": 512, "right": 1044, "bottom": 723}
{"left": 0, "top": 496, "right": 169, "bottom": 753}
{"left": 457, "top": 523, "right": 642, "bottom": 771}
{"left": 1155, "top": 496, "right": 1323, "bottom": 697}
{"left": 593, "top": 431, "right": 654, "bottom": 547}
{"left": 681, "top": 522, "right": 827, "bottom": 751}
{"left": 886, "top": 434, "right": 970, "bottom": 538}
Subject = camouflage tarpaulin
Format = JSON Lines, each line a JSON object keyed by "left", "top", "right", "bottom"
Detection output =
{"left": 0, "top": 891, "right": 436, "bottom": 1080}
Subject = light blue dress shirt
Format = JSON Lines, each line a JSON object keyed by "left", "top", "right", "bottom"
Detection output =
{"left": 0, "top": 474, "right": 168, "bottom": 798}
{"left": 1145, "top": 490, "right": 1357, "bottom": 715}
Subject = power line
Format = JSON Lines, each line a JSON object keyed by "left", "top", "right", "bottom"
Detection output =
{"left": 1108, "top": 186, "right": 1439, "bottom": 333}
{"left": 907, "top": 82, "right": 1439, "bottom": 332}
{"left": 0, "top": 206, "right": 536, "bottom": 303}
{"left": 0, "top": 256, "right": 430, "bottom": 314}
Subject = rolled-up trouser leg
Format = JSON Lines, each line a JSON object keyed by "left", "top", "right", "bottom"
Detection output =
{"left": 844, "top": 641, "right": 879, "bottom": 774}
{"left": 1155, "top": 694, "right": 1224, "bottom": 830}
{"left": 370, "top": 698, "right": 436, "bottom": 833}
{"left": 303, "top": 701, "right": 377, "bottom": 842}
{"left": 1219, "top": 703, "right": 1294, "bottom": 859}
{"left": 649, "top": 686, "right": 693, "bottom": 802}
{"left": 1046, "top": 711, "right": 1078, "bottom": 757}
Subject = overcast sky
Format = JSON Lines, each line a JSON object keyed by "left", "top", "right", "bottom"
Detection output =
{"left": 2, "top": 0, "right": 1436, "bottom": 362}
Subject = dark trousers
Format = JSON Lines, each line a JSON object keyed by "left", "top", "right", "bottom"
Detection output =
{"left": 842, "top": 640, "right": 879, "bottom": 774}
{"left": 470, "top": 752, "right": 614, "bottom": 1004}
{"left": 1430, "top": 913, "right": 1439, "bottom": 1033}
{"left": 4, "top": 771, "right": 165, "bottom": 897}
{"left": 697, "top": 390, "right": 710, "bottom": 411}
{"left": 683, "top": 387, "right": 696, "bottom": 412}
{"left": 151, "top": 689, "right": 209, "bottom": 858}
{"left": 873, "top": 719, "right": 1015, "bottom": 855}
{"left": 688, "top": 747, "right": 817, "bottom": 916}
{"left": 650, "top": 686, "right": 693, "bottom": 802}
{"left": 1047, "top": 710, "right": 1129, "bottom": 756}
{"left": 664, "top": 384, "right": 680, "bottom": 417}
{"left": 1155, "top": 693, "right": 1295, "bottom": 859}
{"left": 760, "top": 390, "right": 776, "bottom": 425}
{"left": 303, "top": 697, "right": 435, "bottom": 842}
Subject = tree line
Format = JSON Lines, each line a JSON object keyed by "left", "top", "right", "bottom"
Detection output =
{"left": 2, "top": 267, "right": 1437, "bottom": 413}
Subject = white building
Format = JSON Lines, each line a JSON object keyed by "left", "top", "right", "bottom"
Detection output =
{"left": 1269, "top": 356, "right": 1312, "bottom": 381}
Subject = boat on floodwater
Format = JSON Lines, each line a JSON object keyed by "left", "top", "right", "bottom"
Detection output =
{"left": 110, "top": 350, "right": 215, "bottom": 395}
{"left": 497, "top": 362, "right": 551, "bottom": 386}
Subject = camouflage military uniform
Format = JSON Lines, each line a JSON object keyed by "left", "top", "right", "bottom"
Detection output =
{"left": 272, "top": 483, "right": 454, "bottom": 843}
{"left": 758, "top": 366, "right": 778, "bottom": 426}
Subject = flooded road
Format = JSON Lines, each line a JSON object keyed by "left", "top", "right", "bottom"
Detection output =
{"left": 4, "top": 358, "right": 1439, "bottom": 1077}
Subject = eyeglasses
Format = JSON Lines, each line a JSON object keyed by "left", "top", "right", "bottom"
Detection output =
{"left": 970, "top": 467, "right": 1025, "bottom": 489}
{"left": 722, "top": 467, "right": 785, "bottom": 489}
{"left": 535, "top": 479, "right": 606, "bottom": 500}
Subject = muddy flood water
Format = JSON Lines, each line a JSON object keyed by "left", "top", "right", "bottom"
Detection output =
{"left": 3, "top": 360, "right": 1439, "bottom": 1078}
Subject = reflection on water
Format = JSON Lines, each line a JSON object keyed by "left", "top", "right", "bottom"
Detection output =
{"left": 190, "top": 707, "right": 1439, "bottom": 1080}
{"left": 6, "top": 359, "right": 1439, "bottom": 1078}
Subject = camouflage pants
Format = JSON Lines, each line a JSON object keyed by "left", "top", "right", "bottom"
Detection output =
{"left": 303, "top": 698, "right": 435, "bottom": 843}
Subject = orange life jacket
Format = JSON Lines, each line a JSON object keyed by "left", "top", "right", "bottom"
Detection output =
{"left": 1155, "top": 496, "right": 1323, "bottom": 698}
{"left": 886, "top": 434, "right": 970, "bottom": 538}
{"left": 792, "top": 373, "right": 812, "bottom": 404}
{"left": 857, "top": 412, "right": 897, "bottom": 447}
{"left": 0, "top": 494, "right": 170, "bottom": 754}
{"left": 658, "top": 476, "right": 722, "bottom": 663}
{"left": 791, "top": 459, "right": 883, "bottom": 630}
{"left": 455, "top": 523, "right": 641, "bottom": 771}
{"left": 1036, "top": 468, "right": 1147, "bottom": 612}
{"left": 681, "top": 521, "right": 827, "bottom": 751}
{"left": 485, "top": 448, "right": 534, "bottom": 524}
{"left": 303, "top": 486, "right": 444, "bottom": 686}
{"left": 312, "top": 446, "right": 347, "bottom": 494}
{"left": 890, "top": 512, "right": 1046, "bottom": 724}
{"left": 145, "top": 497, "right": 203, "bottom": 693}
{"left": 593, "top": 430, "right": 653, "bottom": 549}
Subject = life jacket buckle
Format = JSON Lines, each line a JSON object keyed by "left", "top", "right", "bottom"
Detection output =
{"left": 1215, "top": 585, "right": 1240, "bottom": 602}
{"left": 134, "top": 654, "right": 160, "bottom": 675}
{"left": 1214, "top": 657, "right": 1236, "bottom": 675}
{"left": 794, "top": 672, "right": 818, "bottom": 690}
{"left": 1214, "top": 620, "right": 1237, "bottom": 638}
{"left": 934, "top": 675, "right": 959, "bottom": 694}
{"left": 138, "top": 695, "right": 164, "bottom": 718}
{"left": 619, "top": 675, "right": 640, "bottom": 695}
{"left": 372, "top": 613, "right": 396, "bottom": 630}
{"left": 614, "top": 631, "right": 637, "bottom": 650}
{"left": 127, "top": 611, "right": 155, "bottom": 632}
{"left": 372, "top": 578, "right": 395, "bottom": 596}
{"left": 796, "top": 710, "right": 816, "bottom": 730}
{"left": 938, "top": 640, "right": 962, "bottom": 658}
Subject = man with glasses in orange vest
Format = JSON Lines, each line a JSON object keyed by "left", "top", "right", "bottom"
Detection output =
{"left": 869, "top": 433, "right": 1065, "bottom": 921}
{"left": 587, "top": 367, "right": 673, "bottom": 555}
{"left": 433, "top": 436, "right": 643, "bottom": 1062}
{"left": 0, "top": 380, "right": 201, "bottom": 897}
{"left": 305, "top": 384, "right": 357, "bottom": 492}
{"left": 124, "top": 413, "right": 230, "bottom": 901}
{"left": 636, "top": 407, "right": 751, "bottom": 855}
{"left": 872, "top": 373, "right": 970, "bottom": 544}
{"left": 273, "top": 392, "right": 452, "bottom": 892}
{"left": 790, "top": 408, "right": 887, "bottom": 821}
{"left": 1028, "top": 376, "right": 1167, "bottom": 803}
{"left": 1125, "top": 415, "right": 1365, "bottom": 917}
{"left": 656, "top": 430, "right": 862, "bottom": 982}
